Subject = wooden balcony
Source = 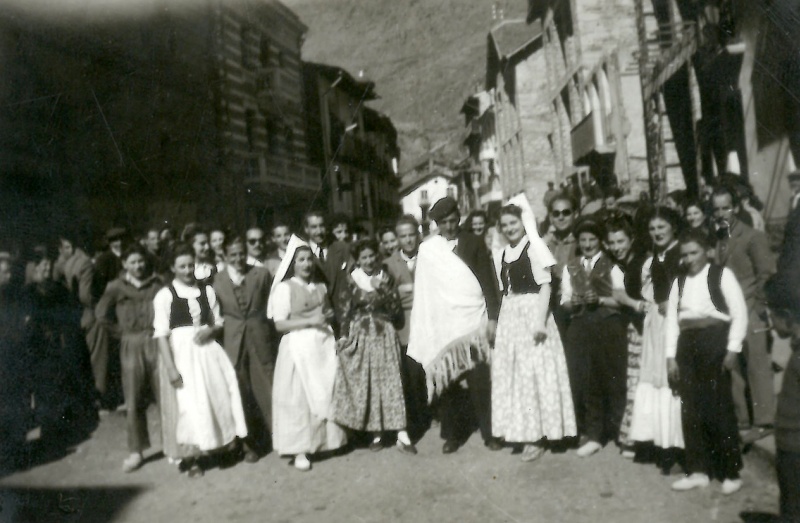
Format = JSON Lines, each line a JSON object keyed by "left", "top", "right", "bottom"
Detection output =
{"left": 244, "top": 155, "right": 321, "bottom": 192}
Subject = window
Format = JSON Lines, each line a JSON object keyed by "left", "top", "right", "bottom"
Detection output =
{"left": 245, "top": 110, "right": 256, "bottom": 151}
{"left": 266, "top": 120, "right": 279, "bottom": 153}
{"left": 284, "top": 127, "right": 294, "bottom": 157}
{"left": 259, "top": 35, "right": 271, "bottom": 67}
{"left": 240, "top": 25, "right": 254, "bottom": 69}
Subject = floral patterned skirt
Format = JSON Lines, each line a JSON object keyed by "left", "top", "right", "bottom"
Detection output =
{"left": 491, "top": 293, "right": 577, "bottom": 443}
{"left": 332, "top": 315, "right": 407, "bottom": 432}
{"left": 618, "top": 322, "right": 643, "bottom": 447}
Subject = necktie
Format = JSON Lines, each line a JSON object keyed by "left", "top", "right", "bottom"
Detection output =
{"left": 318, "top": 247, "right": 325, "bottom": 262}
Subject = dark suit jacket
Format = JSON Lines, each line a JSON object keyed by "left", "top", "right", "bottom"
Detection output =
{"left": 454, "top": 230, "right": 501, "bottom": 321}
{"left": 62, "top": 249, "right": 95, "bottom": 329}
{"left": 313, "top": 240, "right": 353, "bottom": 332}
{"left": 770, "top": 204, "right": 800, "bottom": 313}
{"left": 213, "top": 266, "right": 277, "bottom": 368}
{"left": 714, "top": 221, "right": 775, "bottom": 316}
{"left": 93, "top": 251, "right": 123, "bottom": 303}
{"left": 383, "top": 250, "right": 415, "bottom": 345}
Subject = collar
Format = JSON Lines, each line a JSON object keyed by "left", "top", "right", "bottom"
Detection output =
{"left": 308, "top": 240, "right": 326, "bottom": 255}
{"left": 503, "top": 235, "right": 529, "bottom": 264}
{"left": 399, "top": 250, "right": 417, "bottom": 263}
{"left": 125, "top": 273, "right": 156, "bottom": 289}
{"left": 247, "top": 256, "right": 264, "bottom": 267}
{"left": 226, "top": 264, "right": 248, "bottom": 286}
{"left": 656, "top": 241, "right": 678, "bottom": 262}
{"left": 583, "top": 250, "right": 603, "bottom": 268}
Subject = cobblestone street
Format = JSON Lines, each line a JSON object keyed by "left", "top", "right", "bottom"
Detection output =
{"left": 0, "top": 410, "right": 781, "bottom": 523}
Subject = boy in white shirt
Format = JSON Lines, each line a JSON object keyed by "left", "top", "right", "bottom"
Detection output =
{"left": 666, "top": 230, "right": 748, "bottom": 495}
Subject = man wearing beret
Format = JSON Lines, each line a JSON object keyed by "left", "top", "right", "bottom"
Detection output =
{"left": 408, "top": 196, "right": 502, "bottom": 454}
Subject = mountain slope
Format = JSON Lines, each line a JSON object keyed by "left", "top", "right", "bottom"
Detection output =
{"left": 284, "top": 0, "right": 529, "bottom": 170}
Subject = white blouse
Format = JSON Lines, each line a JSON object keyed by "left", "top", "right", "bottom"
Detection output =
{"left": 153, "top": 279, "right": 224, "bottom": 338}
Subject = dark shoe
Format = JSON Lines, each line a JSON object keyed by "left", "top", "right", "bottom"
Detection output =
{"left": 485, "top": 438, "right": 504, "bottom": 451}
{"left": 442, "top": 440, "right": 459, "bottom": 454}
{"left": 187, "top": 463, "right": 204, "bottom": 478}
{"left": 396, "top": 441, "right": 418, "bottom": 455}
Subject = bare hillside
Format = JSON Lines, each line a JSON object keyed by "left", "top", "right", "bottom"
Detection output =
{"left": 285, "top": 0, "right": 529, "bottom": 170}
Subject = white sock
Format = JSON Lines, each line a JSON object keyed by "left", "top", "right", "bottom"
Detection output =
{"left": 397, "top": 431, "right": 412, "bottom": 446}
{"left": 372, "top": 435, "right": 382, "bottom": 444}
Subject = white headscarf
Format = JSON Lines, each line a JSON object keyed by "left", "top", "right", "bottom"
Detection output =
{"left": 492, "top": 192, "right": 557, "bottom": 287}
{"left": 266, "top": 234, "right": 309, "bottom": 319}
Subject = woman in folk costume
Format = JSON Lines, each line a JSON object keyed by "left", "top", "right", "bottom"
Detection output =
{"left": 561, "top": 217, "right": 627, "bottom": 457}
{"left": 331, "top": 239, "right": 416, "bottom": 454}
{"left": 605, "top": 217, "right": 648, "bottom": 458}
{"left": 154, "top": 243, "right": 247, "bottom": 478}
{"left": 267, "top": 236, "right": 347, "bottom": 472}
{"left": 490, "top": 196, "right": 576, "bottom": 462}
{"left": 628, "top": 207, "right": 685, "bottom": 472}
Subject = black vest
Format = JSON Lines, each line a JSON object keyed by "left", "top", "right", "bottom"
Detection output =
{"left": 168, "top": 284, "right": 212, "bottom": 329}
{"left": 501, "top": 243, "right": 542, "bottom": 295}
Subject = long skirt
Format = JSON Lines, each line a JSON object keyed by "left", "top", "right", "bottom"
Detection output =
{"left": 272, "top": 327, "right": 346, "bottom": 455}
{"left": 168, "top": 326, "right": 247, "bottom": 452}
{"left": 492, "top": 293, "right": 576, "bottom": 443}
{"left": 618, "top": 322, "right": 643, "bottom": 447}
{"left": 333, "top": 315, "right": 407, "bottom": 432}
{"left": 629, "top": 305, "right": 684, "bottom": 448}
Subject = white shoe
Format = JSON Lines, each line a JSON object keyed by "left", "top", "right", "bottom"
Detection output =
{"left": 294, "top": 454, "right": 311, "bottom": 472}
{"left": 576, "top": 441, "right": 602, "bottom": 457}
{"left": 671, "top": 473, "right": 710, "bottom": 491}
{"left": 621, "top": 450, "right": 635, "bottom": 459}
{"left": 121, "top": 452, "right": 143, "bottom": 473}
{"left": 721, "top": 478, "right": 742, "bottom": 495}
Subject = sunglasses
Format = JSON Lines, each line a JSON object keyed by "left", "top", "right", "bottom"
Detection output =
{"left": 551, "top": 209, "right": 573, "bottom": 218}
{"left": 246, "top": 238, "right": 263, "bottom": 244}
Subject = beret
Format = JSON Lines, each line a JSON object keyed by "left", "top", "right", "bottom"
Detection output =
{"left": 106, "top": 227, "right": 127, "bottom": 240}
{"left": 573, "top": 217, "right": 603, "bottom": 239}
{"left": 428, "top": 197, "right": 459, "bottom": 222}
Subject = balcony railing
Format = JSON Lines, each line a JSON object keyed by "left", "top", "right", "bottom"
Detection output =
{"left": 244, "top": 155, "right": 321, "bottom": 192}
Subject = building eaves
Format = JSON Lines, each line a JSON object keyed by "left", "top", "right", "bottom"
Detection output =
{"left": 489, "top": 18, "right": 543, "bottom": 60}
{"left": 399, "top": 171, "right": 454, "bottom": 196}
{"left": 304, "top": 62, "right": 378, "bottom": 100}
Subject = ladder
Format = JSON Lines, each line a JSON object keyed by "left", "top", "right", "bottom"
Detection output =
{"left": 634, "top": 0, "right": 699, "bottom": 201}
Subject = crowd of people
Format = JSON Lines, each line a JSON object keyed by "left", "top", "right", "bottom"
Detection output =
{"left": 1, "top": 169, "right": 799, "bottom": 519}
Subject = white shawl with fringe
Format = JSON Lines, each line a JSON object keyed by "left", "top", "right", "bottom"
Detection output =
{"left": 407, "top": 234, "right": 489, "bottom": 401}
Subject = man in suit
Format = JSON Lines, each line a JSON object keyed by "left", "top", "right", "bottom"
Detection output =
{"left": 383, "top": 215, "right": 428, "bottom": 437}
{"left": 770, "top": 171, "right": 800, "bottom": 314}
{"left": 427, "top": 197, "right": 502, "bottom": 454}
{"left": 90, "top": 227, "right": 128, "bottom": 410}
{"left": 213, "top": 235, "right": 278, "bottom": 462}
{"left": 303, "top": 211, "right": 352, "bottom": 333}
{"left": 712, "top": 185, "right": 776, "bottom": 443}
{"left": 245, "top": 227, "right": 267, "bottom": 268}
{"left": 57, "top": 233, "right": 95, "bottom": 332}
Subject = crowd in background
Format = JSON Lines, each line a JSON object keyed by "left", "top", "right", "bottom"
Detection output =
{"left": 0, "top": 169, "right": 799, "bottom": 519}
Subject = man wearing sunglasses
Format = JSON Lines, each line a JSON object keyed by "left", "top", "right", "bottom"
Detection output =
{"left": 543, "top": 194, "right": 579, "bottom": 337}
{"left": 245, "top": 227, "right": 266, "bottom": 268}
